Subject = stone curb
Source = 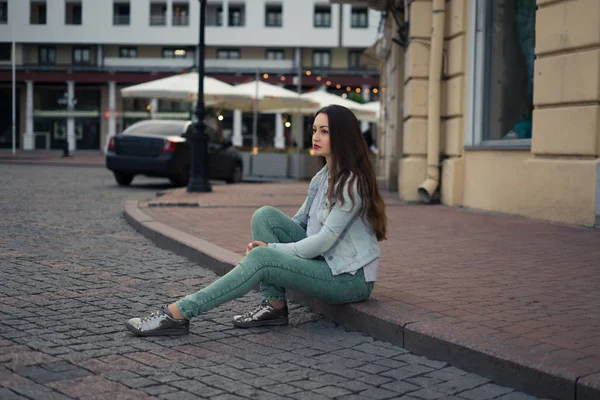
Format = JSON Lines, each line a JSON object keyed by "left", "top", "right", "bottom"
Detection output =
{"left": 123, "top": 200, "right": 598, "bottom": 400}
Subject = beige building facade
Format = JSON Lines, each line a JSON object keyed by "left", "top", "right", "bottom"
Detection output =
{"left": 349, "top": 0, "right": 600, "bottom": 228}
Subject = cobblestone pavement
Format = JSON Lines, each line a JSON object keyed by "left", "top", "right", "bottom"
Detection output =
{"left": 0, "top": 165, "right": 540, "bottom": 400}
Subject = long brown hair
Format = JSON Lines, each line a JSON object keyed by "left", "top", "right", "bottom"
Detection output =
{"left": 316, "top": 105, "right": 387, "bottom": 241}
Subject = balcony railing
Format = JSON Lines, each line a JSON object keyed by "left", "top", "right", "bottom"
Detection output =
{"left": 205, "top": 58, "right": 293, "bottom": 72}
{"left": 150, "top": 15, "right": 166, "bottom": 25}
{"left": 20, "top": 63, "right": 100, "bottom": 72}
{"left": 113, "top": 15, "right": 130, "bottom": 25}
{"left": 13, "top": 60, "right": 378, "bottom": 77}
{"left": 172, "top": 15, "right": 189, "bottom": 26}
{"left": 104, "top": 57, "right": 195, "bottom": 69}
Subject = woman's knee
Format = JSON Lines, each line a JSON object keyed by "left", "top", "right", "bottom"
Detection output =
{"left": 241, "top": 247, "right": 277, "bottom": 277}
{"left": 252, "top": 206, "right": 278, "bottom": 226}
{"left": 244, "top": 246, "right": 274, "bottom": 265}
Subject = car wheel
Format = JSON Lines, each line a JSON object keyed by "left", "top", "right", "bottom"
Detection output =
{"left": 226, "top": 164, "right": 243, "bottom": 184}
{"left": 114, "top": 172, "right": 134, "bottom": 186}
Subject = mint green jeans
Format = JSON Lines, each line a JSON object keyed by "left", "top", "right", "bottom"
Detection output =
{"left": 175, "top": 206, "right": 374, "bottom": 320}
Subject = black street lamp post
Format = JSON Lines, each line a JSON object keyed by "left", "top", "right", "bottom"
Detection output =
{"left": 187, "top": 0, "right": 212, "bottom": 193}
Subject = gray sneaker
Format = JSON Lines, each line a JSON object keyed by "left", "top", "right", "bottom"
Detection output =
{"left": 232, "top": 301, "right": 289, "bottom": 328}
{"left": 126, "top": 305, "right": 190, "bottom": 336}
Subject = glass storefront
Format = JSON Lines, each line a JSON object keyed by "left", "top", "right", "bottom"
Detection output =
{"left": 33, "top": 86, "right": 101, "bottom": 150}
{"left": 122, "top": 98, "right": 152, "bottom": 129}
{"left": 0, "top": 87, "right": 20, "bottom": 149}
{"left": 75, "top": 118, "right": 100, "bottom": 149}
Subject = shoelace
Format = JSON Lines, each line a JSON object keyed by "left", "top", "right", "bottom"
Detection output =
{"left": 244, "top": 303, "right": 271, "bottom": 317}
{"left": 140, "top": 308, "right": 165, "bottom": 323}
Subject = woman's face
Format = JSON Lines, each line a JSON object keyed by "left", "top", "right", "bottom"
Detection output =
{"left": 312, "top": 113, "right": 331, "bottom": 159}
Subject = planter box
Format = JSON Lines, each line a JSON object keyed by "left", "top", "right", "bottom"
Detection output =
{"left": 251, "top": 153, "right": 289, "bottom": 178}
{"left": 239, "top": 152, "right": 252, "bottom": 179}
{"left": 238, "top": 151, "right": 321, "bottom": 180}
{"left": 288, "top": 153, "right": 322, "bottom": 180}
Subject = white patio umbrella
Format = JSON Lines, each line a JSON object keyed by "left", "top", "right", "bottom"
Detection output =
{"left": 265, "top": 90, "right": 378, "bottom": 122}
{"left": 225, "top": 80, "right": 319, "bottom": 150}
{"left": 227, "top": 80, "right": 318, "bottom": 112}
{"left": 360, "top": 101, "right": 382, "bottom": 122}
{"left": 120, "top": 73, "right": 249, "bottom": 106}
{"left": 302, "top": 91, "right": 377, "bottom": 121}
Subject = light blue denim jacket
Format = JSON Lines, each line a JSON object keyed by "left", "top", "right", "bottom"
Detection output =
{"left": 268, "top": 165, "right": 380, "bottom": 276}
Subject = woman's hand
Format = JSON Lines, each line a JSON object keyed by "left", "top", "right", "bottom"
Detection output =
{"left": 246, "top": 240, "right": 267, "bottom": 255}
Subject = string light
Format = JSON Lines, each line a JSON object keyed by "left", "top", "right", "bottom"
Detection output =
{"left": 326, "top": 80, "right": 331, "bottom": 86}
{"left": 280, "top": 76, "right": 286, "bottom": 81}
{"left": 263, "top": 73, "right": 269, "bottom": 79}
{"left": 356, "top": 88, "right": 361, "bottom": 93}
{"left": 345, "top": 86, "right": 351, "bottom": 92}
{"left": 316, "top": 76, "right": 322, "bottom": 81}
{"left": 284, "top": 121, "right": 291, "bottom": 128}
{"left": 305, "top": 70, "right": 312, "bottom": 76}
{"left": 217, "top": 115, "right": 224, "bottom": 121}
{"left": 335, "top": 84, "right": 341, "bottom": 89}
{"left": 341, "top": 93, "right": 347, "bottom": 99}
{"left": 372, "top": 88, "right": 379, "bottom": 94}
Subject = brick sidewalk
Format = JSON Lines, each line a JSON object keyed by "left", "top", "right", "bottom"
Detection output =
{"left": 134, "top": 182, "right": 600, "bottom": 399}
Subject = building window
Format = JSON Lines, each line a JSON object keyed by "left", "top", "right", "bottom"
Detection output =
{"left": 150, "top": 2, "right": 166, "bottom": 25}
{"left": 0, "top": 2, "right": 8, "bottom": 24}
{"left": 266, "top": 49, "right": 284, "bottom": 60}
{"left": 39, "top": 46, "right": 56, "bottom": 65}
{"left": 119, "top": 47, "right": 137, "bottom": 58}
{"left": 30, "top": 1, "right": 47, "bottom": 25}
{"left": 312, "top": 51, "right": 331, "bottom": 68}
{"left": 0, "top": 43, "right": 11, "bottom": 61}
{"left": 73, "top": 47, "right": 91, "bottom": 64}
{"left": 467, "top": 0, "right": 535, "bottom": 145}
{"left": 314, "top": 5, "right": 331, "bottom": 28}
{"left": 265, "top": 4, "right": 282, "bottom": 27}
{"left": 66, "top": 2, "right": 82, "bottom": 25}
{"left": 348, "top": 50, "right": 363, "bottom": 69}
{"left": 228, "top": 3, "right": 244, "bottom": 27}
{"left": 172, "top": 2, "right": 189, "bottom": 26}
{"left": 216, "top": 49, "right": 240, "bottom": 59}
{"left": 350, "top": 7, "right": 368, "bottom": 28}
{"left": 206, "top": 3, "right": 222, "bottom": 26}
{"left": 162, "top": 48, "right": 189, "bottom": 59}
{"left": 113, "top": 1, "right": 130, "bottom": 25}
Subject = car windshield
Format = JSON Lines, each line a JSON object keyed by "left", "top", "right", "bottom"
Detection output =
{"left": 123, "top": 121, "right": 187, "bottom": 136}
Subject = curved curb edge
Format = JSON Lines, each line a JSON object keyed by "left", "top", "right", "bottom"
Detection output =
{"left": 123, "top": 200, "right": 595, "bottom": 400}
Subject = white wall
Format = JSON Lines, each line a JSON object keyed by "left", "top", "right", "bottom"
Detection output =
{"left": 0, "top": 0, "right": 380, "bottom": 48}
{"left": 341, "top": 7, "right": 381, "bottom": 47}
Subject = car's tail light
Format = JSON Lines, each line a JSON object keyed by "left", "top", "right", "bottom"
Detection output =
{"left": 162, "top": 140, "right": 177, "bottom": 153}
{"left": 108, "top": 136, "right": 115, "bottom": 151}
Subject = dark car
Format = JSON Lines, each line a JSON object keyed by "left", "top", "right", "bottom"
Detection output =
{"left": 106, "top": 119, "right": 243, "bottom": 186}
